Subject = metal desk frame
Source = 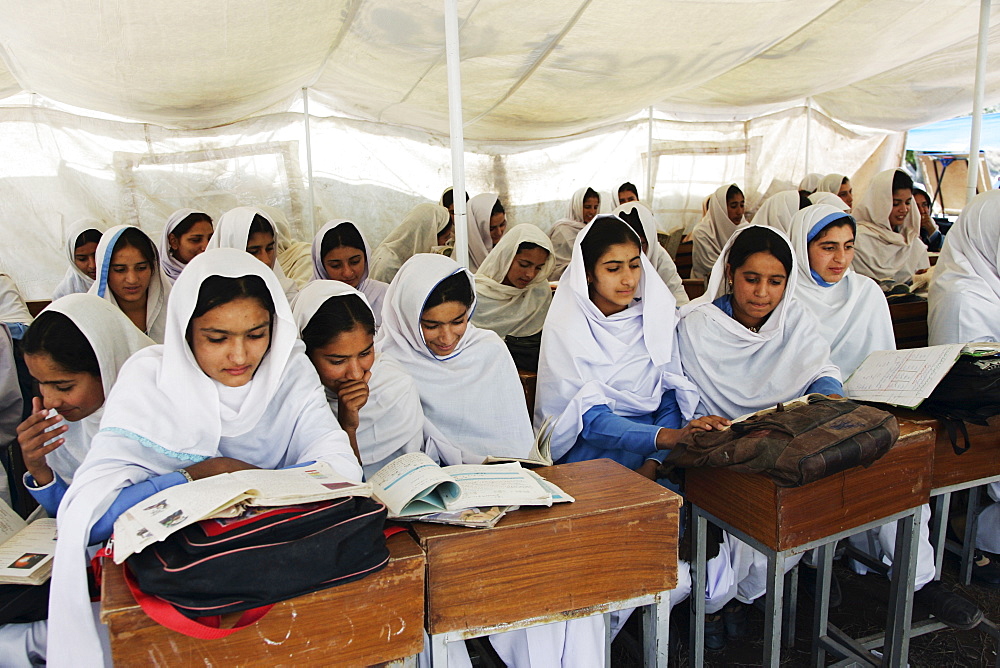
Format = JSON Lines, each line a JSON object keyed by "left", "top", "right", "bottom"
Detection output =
{"left": 929, "top": 473, "right": 1000, "bottom": 585}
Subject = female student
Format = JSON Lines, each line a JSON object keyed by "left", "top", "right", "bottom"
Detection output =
{"left": 47, "top": 249, "right": 363, "bottom": 666}
{"left": 689, "top": 183, "right": 747, "bottom": 280}
{"left": 549, "top": 187, "right": 601, "bottom": 280}
{"left": 52, "top": 218, "right": 106, "bottom": 300}
{"left": 89, "top": 225, "right": 169, "bottom": 343}
{"left": 466, "top": 193, "right": 507, "bottom": 273}
{"left": 293, "top": 280, "right": 456, "bottom": 478}
{"left": 816, "top": 173, "right": 854, "bottom": 210}
{"left": 472, "top": 223, "right": 554, "bottom": 371}
{"left": 17, "top": 294, "right": 154, "bottom": 515}
{"left": 612, "top": 201, "right": 689, "bottom": 304}
{"left": 158, "top": 209, "right": 213, "bottom": 283}
{"left": 851, "top": 169, "right": 929, "bottom": 285}
{"left": 311, "top": 220, "right": 389, "bottom": 325}
{"left": 370, "top": 203, "right": 452, "bottom": 283}
{"left": 208, "top": 206, "right": 300, "bottom": 302}
{"left": 751, "top": 190, "right": 805, "bottom": 236}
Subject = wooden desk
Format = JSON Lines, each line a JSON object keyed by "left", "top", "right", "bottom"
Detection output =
{"left": 675, "top": 240, "right": 693, "bottom": 279}
{"left": 101, "top": 532, "right": 425, "bottom": 668}
{"left": 888, "top": 299, "right": 929, "bottom": 349}
{"left": 682, "top": 278, "right": 705, "bottom": 301}
{"left": 412, "top": 458, "right": 681, "bottom": 667}
{"left": 517, "top": 370, "right": 537, "bottom": 416}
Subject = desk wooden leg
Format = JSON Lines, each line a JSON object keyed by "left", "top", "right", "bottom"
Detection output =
{"left": 642, "top": 594, "right": 670, "bottom": 668}
{"left": 883, "top": 510, "right": 918, "bottom": 668}
{"left": 931, "top": 492, "right": 951, "bottom": 581}
{"left": 811, "top": 542, "right": 835, "bottom": 668}
{"left": 689, "top": 507, "right": 707, "bottom": 668}
{"left": 762, "top": 551, "right": 785, "bottom": 668}
{"left": 429, "top": 633, "right": 449, "bottom": 668}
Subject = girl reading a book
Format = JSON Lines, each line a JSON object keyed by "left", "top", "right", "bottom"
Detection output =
{"left": 208, "top": 206, "right": 299, "bottom": 303}
{"left": 17, "top": 294, "right": 154, "bottom": 516}
{"left": 310, "top": 220, "right": 389, "bottom": 325}
{"left": 88, "top": 225, "right": 170, "bottom": 343}
{"left": 47, "top": 248, "right": 362, "bottom": 666}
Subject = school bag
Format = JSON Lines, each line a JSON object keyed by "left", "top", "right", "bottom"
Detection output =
{"left": 660, "top": 395, "right": 899, "bottom": 487}
{"left": 920, "top": 353, "right": 1000, "bottom": 454}
{"left": 121, "top": 495, "right": 390, "bottom": 638}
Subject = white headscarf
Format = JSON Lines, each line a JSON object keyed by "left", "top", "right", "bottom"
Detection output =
{"left": 851, "top": 169, "right": 930, "bottom": 283}
{"left": 0, "top": 275, "right": 31, "bottom": 324}
{"left": 48, "top": 249, "right": 362, "bottom": 666}
{"left": 473, "top": 224, "right": 554, "bottom": 338}
{"left": 690, "top": 183, "right": 747, "bottom": 279}
{"left": 816, "top": 173, "right": 848, "bottom": 195}
{"left": 158, "top": 208, "right": 210, "bottom": 283}
{"left": 291, "top": 280, "right": 436, "bottom": 478}
{"left": 370, "top": 203, "right": 451, "bottom": 284}
{"left": 51, "top": 218, "right": 108, "bottom": 300}
{"left": 789, "top": 205, "right": 895, "bottom": 377}
{"left": 752, "top": 191, "right": 801, "bottom": 235}
{"left": 466, "top": 193, "right": 500, "bottom": 272}
{"left": 375, "top": 254, "right": 534, "bottom": 461}
{"left": 41, "top": 294, "right": 155, "bottom": 481}
{"left": 799, "top": 173, "right": 825, "bottom": 193}
{"left": 549, "top": 187, "right": 601, "bottom": 280}
{"left": 88, "top": 224, "right": 170, "bottom": 344}
{"left": 535, "top": 215, "right": 699, "bottom": 459}
{"left": 259, "top": 205, "right": 314, "bottom": 289}
{"left": 678, "top": 224, "right": 841, "bottom": 419}
{"left": 929, "top": 189, "right": 1000, "bottom": 345}
{"left": 310, "top": 220, "right": 389, "bottom": 325}
{"left": 613, "top": 201, "right": 690, "bottom": 305}
{"left": 208, "top": 206, "right": 300, "bottom": 302}
{"left": 809, "top": 191, "right": 851, "bottom": 211}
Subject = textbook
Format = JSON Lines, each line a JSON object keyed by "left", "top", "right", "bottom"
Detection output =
{"left": 112, "top": 462, "right": 371, "bottom": 563}
{"left": 0, "top": 499, "right": 57, "bottom": 585}
{"left": 844, "top": 344, "right": 966, "bottom": 409}
{"left": 483, "top": 416, "right": 554, "bottom": 467}
{"left": 368, "top": 452, "right": 573, "bottom": 521}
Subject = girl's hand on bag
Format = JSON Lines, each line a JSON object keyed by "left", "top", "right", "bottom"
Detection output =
{"left": 16, "top": 397, "right": 66, "bottom": 486}
{"left": 689, "top": 415, "right": 731, "bottom": 431}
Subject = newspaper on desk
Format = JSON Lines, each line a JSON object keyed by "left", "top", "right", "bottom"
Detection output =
{"left": 843, "top": 344, "right": 965, "bottom": 409}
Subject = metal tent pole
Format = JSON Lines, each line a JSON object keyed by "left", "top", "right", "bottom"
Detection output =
{"left": 444, "top": 0, "right": 469, "bottom": 267}
{"left": 302, "top": 87, "right": 317, "bottom": 233}
{"left": 967, "top": 0, "right": 992, "bottom": 204}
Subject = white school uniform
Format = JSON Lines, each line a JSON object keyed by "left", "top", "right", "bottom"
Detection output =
{"left": 370, "top": 203, "right": 451, "bottom": 284}
{"left": 88, "top": 225, "right": 170, "bottom": 344}
{"left": 851, "top": 169, "right": 930, "bottom": 284}
{"left": 809, "top": 191, "right": 851, "bottom": 211}
{"left": 816, "top": 173, "right": 848, "bottom": 196}
{"left": 690, "top": 183, "right": 747, "bottom": 280}
{"left": 612, "top": 201, "right": 689, "bottom": 304}
{"left": 51, "top": 218, "right": 108, "bottom": 300}
{"left": 310, "top": 220, "right": 389, "bottom": 326}
{"left": 466, "top": 193, "right": 500, "bottom": 273}
{"left": 157, "top": 208, "right": 209, "bottom": 284}
{"left": 260, "top": 205, "right": 314, "bottom": 289}
{"left": 473, "top": 223, "right": 554, "bottom": 338}
{"left": 752, "top": 190, "right": 800, "bottom": 236}
{"left": 799, "top": 173, "right": 824, "bottom": 193}
{"left": 548, "top": 187, "right": 601, "bottom": 280}
{"left": 207, "top": 206, "right": 300, "bottom": 303}
{"left": 47, "top": 249, "right": 362, "bottom": 667}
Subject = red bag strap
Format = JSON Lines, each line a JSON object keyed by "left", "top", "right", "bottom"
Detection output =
{"left": 122, "top": 564, "right": 273, "bottom": 639}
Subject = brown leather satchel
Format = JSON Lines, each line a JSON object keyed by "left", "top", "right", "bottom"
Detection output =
{"left": 660, "top": 395, "right": 899, "bottom": 487}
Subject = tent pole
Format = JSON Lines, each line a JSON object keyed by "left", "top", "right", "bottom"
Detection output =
{"left": 805, "top": 97, "right": 812, "bottom": 176}
{"left": 302, "top": 87, "right": 317, "bottom": 233}
{"left": 967, "top": 0, "right": 992, "bottom": 204}
{"left": 444, "top": 0, "right": 469, "bottom": 268}
{"left": 646, "top": 106, "right": 655, "bottom": 203}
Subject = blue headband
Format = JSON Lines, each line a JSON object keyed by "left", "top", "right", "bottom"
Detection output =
{"left": 807, "top": 212, "right": 855, "bottom": 288}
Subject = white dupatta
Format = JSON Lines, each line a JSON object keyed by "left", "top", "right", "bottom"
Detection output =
{"left": 851, "top": 169, "right": 929, "bottom": 283}
{"left": 809, "top": 191, "right": 851, "bottom": 211}
{"left": 612, "top": 201, "right": 689, "bottom": 305}
{"left": 536, "top": 215, "right": 699, "bottom": 460}
{"left": 472, "top": 224, "right": 554, "bottom": 338}
{"left": 690, "top": 183, "right": 747, "bottom": 280}
{"left": 816, "top": 173, "right": 847, "bottom": 195}
{"left": 208, "top": 206, "right": 300, "bottom": 302}
{"left": 549, "top": 187, "right": 600, "bottom": 280}
{"left": 467, "top": 193, "right": 499, "bottom": 272}
{"left": 158, "top": 208, "right": 209, "bottom": 283}
{"left": 310, "top": 219, "right": 389, "bottom": 324}
{"left": 370, "top": 203, "right": 451, "bottom": 284}
{"left": 678, "top": 224, "right": 841, "bottom": 419}
{"left": 52, "top": 218, "right": 108, "bottom": 300}
{"left": 753, "top": 191, "right": 800, "bottom": 235}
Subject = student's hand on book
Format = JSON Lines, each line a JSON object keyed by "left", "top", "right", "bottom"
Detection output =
{"left": 336, "top": 374, "right": 371, "bottom": 431}
{"left": 16, "top": 397, "right": 66, "bottom": 487}
{"left": 184, "top": 457, "right": 259, "bottom": 481}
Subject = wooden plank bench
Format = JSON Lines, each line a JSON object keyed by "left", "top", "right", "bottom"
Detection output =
{"left": 888, "top": 299, "right": 929, "bottom": 349}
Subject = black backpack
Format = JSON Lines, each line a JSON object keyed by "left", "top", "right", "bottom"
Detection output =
{"left": 921, "top": 354, "right": 1000, "bottom": 454}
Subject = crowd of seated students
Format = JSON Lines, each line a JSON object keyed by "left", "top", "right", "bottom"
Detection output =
{"left": 0, "top": 169, "right": 996, "bottom": 665}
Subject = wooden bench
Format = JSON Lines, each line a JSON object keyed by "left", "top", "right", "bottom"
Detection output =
{"left": 674, "top": 241, "right": 693, "bottom": 279}
{"left": 100, "top": 531, "right": 425, "bottom": 667}
{"left": 26, "top": 300, "right": 50, "bottom": 318}
{"left": 517, "top": 370, "right": 537, "bottom": 415}
{"left": 888, "top": 299, "right": 929, "bottom": 349}
{"left": 682, "top": 278, "right": 705, "bottom": 301}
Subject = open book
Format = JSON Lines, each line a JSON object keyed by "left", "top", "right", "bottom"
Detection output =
{"left": 369, "top": 452, "right": 572, "bottom": 522}
{"left": 483, "top": 416, "right": 554, "bottom": 467}
{"left": 0, "top": 499, "right": 57, "bottom": 585}
{"left": 844, "top": 344, "right": 965, "bottom": 409}
{"left": 113, "top": 462, "right": 371, "bottom": 563}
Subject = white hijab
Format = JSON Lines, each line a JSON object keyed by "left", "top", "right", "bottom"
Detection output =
{"left": 49, "top": 249, "right": 362, "bottom": 666}
{"left": 789, "top": 205, "right": 895, "bottom": 377}
{"left": 375, "top": 254, "right": 534, "bottom": 461}
{"left": 158, "top": 208, "right": 209, "bottom": 283}
{"left": 467, "top": 193, "right": 499, "bottom": 272}
{"left": 52, "top": 218, "right": 108, "bottom": 300}
{"left": 799, "top": 173, "right": 824, "bottom": 193}
{"left": 208, "top": 206, "right": 300, "bottom": 302}
{"left": 929, "top": 189, "right": 1000, "bottom": 345}
{"left": 370, "top": 203, "right": 451, "bottom": 284}
{"left": 809, "top": 191, "right": 851, "bottom": 211}
{"left": 549, "top": 187, "right": 601, "bottom": 280}
{"left": 753, "top": 191, "right": 801, "bottom": 235}
{"left": 473, "top": 223, "right": 554, "bottom": 338}
{"left": 690, "top": 183, "right": 747, "bottom": 279}
{"left": 678, "top": 224, "right": 841, "bottom": 419}
{"left": 310, "top": 219, "right": 389, "bottom": 325}
{"left": 41, "top": 294, "right": 155, "bottom": 481}
{"left": 88, "top": 224, "right": 170, "bottom": 344}
{"left": 851, "top": 169, "right": 930, "bottom": 283}
{"left": 259, "top": 205, "right": 314, "bottom": 289}
{"left": 613, "top": 201, "right": 690, "bottom": 305}
{"left": 291, "top": 280, "right": 435, "bottom": 477}
{"left": 536, "top": 215, "right": 700, "bottom": 459}
{"left": 817, "top": 173, "right": 847, "bottom": 195}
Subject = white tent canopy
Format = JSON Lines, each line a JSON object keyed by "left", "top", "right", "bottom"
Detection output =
{"left": 0, "top": 0, "right": 998, "bottom": 297}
